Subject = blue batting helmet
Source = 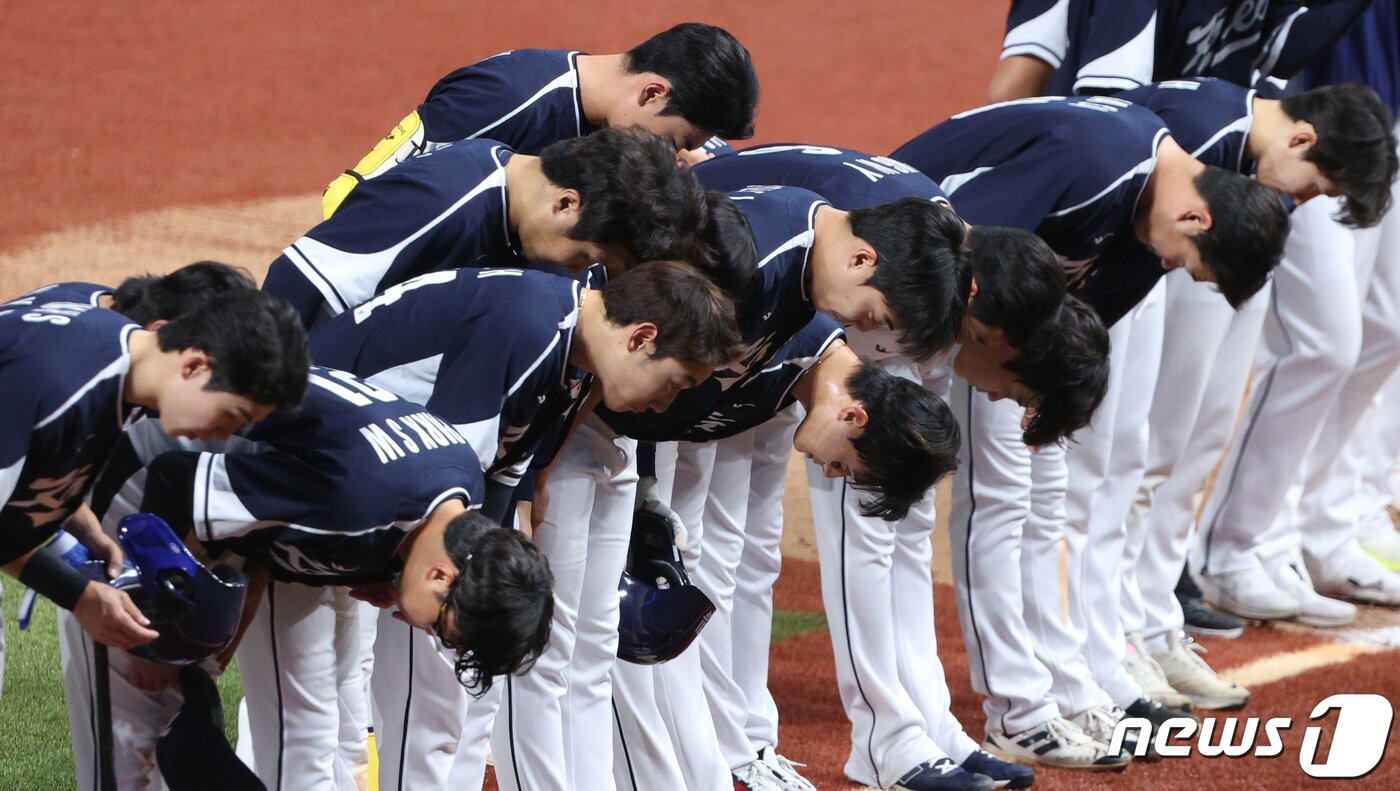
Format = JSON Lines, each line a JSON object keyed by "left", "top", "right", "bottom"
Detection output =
{"left": 616, "top": 507, "right": 715, "bottom": 665}
{"left": 76, "top": 513, "right": 249, "bottom": 665}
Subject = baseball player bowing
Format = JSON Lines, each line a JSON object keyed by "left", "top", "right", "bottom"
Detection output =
{"left": 690, "top": 142, "right": 1079, "bottom": 790}
{"left": 323, "top": 22, "right": 759, "bottom": 216}
{"left": 263, "top": 127, "right": 709, "bottom": 329}
{"left": 890, "top": 95, "right": 1289, "bottom": 764}
{"left": 0, "top": 283, "right": 307, "bottom": 657}
{"left": 308, "top": 261, "right": 742, "bottom": 790}
{"left": 70, "top": 366, "right": 551, "bottom": 791}
{"left": 599, "top": 312, "right": 964, "bottom": 790}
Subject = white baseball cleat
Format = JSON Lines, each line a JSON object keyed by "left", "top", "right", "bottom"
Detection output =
{"left": 757, "top": 747, "right": 817, "bottom": 791}
{"left": 1122, "top": 633, "right": 1193, "bottom": 711}
{"left": 1150, "top": 632, "right": 1249, "bottom": 710}
{"left": 983, "top": 716, "right": 1130, "bottom": 770}
{"left": 1200, "top": 562, "right": 1301, "bottom": 620}
{"left": 1271, "top": 560, "right": 1357, "bottom": 627}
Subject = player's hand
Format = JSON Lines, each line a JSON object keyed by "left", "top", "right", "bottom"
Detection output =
{"left": 636, "top": 477, "right": 687, "bottom": 551}
{"left": 677, "top": 147, "right": 715, "bottom": 167}
{"left": 348, "top": 582, "right": 397, "bottom": 609}
{"left": 530, "top": 470, "right": 552, "bottom": 533}
{"left": 128, "top": 656, "right": 180, "bottom": 691}
{"left": 73, "top": 582, "right": 159, "bottom": 650}
{"left": 64, "top": 504, "right": 124, "bottom": 579}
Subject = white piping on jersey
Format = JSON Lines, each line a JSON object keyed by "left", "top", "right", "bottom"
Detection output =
{"left": 507, "top": 334, "right": 562, "bottom": 398}
{"left": 423, "top": 487, "right": 476, "bottom": 519}
{"left": 476, "top": 268, "right": 525, "bottom": 278}
{"left": 950, "top": 96, "right": 1061, "bottom": 120}
{"left": 568, "top": 51, "right": 585, "bottom": 136}
{"left": 37, "top": 323, "right": 136, "bottom": 431}
{"left": 287, "top": 161, "right": 510, "bottom": 317}
{"left": 1255, "top": 8, "right": 1306, "bottom": 78}
{"left": 757, "top": 230, "right": 816, "bottom": 270}
{"left": 766, "top": 326, "right": 845, "bottom": 408}
{"left": 738, "top": 145, "right": 844, "bottom": 157}
{"left": 285, "top": 243, "right": 350, "bottom": 315}
{"left": 938, "top": 167, "right": 994, "bottom": 196}
{"left": 1074, "top": 11, "right": 1156, "bottom": 94}
{"left": 555, "top": 281, "right": 583, "bottom": 389}
{"left": 194, "top": 452, "right": 264, "bottom": 543}
{"left": 1192, "top": 93, "right": 1255, "bottom": 174}
{"left": 1046, "top": 127, "right": 1167, "bottom": 218}
{"left": 466, "top": 64, "right": 581, "bottom": 142}
{"left": 366, "top": 355, "right": 445, "bottom": 407}
{"left": 797, "top": 200, "right": 824, "bottom": 302}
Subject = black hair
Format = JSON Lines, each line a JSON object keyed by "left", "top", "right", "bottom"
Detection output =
{"left": 442, "top": 512, "right": 554, "bottom": 696}
{"left": 602, "top": 260, "right": 744, "bottom": 366}
{"left": 845, "top": 360, "right": 960, "bottom": 520}
{"left": 853, "top": 198, "right": 973, "bottom": 361}
{"left": 1006, "top": 296, "right": 1110, "bottom": 446}
{"left": 626, "top": 23, "right": 759, "bottom": 140}
{"left": 693, "top": 191, "right": 759, "bottom": 304}
{"left": 1191, "top": 167, "right": 1290, "bottom": 308}
{"left": 1281, "top": 83, "right": 1398, "bottom": 227}
{"left": 540, "top": 128, "right": 708, "bottom": 265}
{"left": 965, "top": 226, "right": 1067, "bottom": 348}
{"left": 112, "top": 261, "right": 256, "bottom": 326}
{"left": 155, "top": 290, "right": 309, "bottom": 409}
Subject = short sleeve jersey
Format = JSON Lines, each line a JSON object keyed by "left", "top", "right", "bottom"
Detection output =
{"left": 418, "top": 49, "right": 601, "bottom": 154}
{"left": 893, "top": 96, "right": 1168, "bottom": 290}
{"left": 142, "top": 367, "right": 484, "bottom": 586}
{"left": 599, "top": 186, "right": 827, "bottom": 438}
{"left": 0, "top": 287, "right": 137, "bottom": 563}
{"left": 308, "top": 268, "right": 585, "bottom": 486}
{"left": 603, "top": 315, "right": 844, "bottom": 443}
{"left": 694, "top": 144, "right": 949, "bottom": 210}
{"left": 263, "top": 139, "right": 523, "bottom": 328}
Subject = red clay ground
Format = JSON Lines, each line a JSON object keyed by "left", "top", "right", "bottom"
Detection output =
{"left": 6, "top": 2, "right": 1399, "bottom": 789}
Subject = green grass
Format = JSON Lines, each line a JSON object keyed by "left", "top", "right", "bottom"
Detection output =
{"left": 0, "top": 576, "right": 244, "bottom": 788}
{"left": 771, "top": 607, "right": 827, "bottom": 642}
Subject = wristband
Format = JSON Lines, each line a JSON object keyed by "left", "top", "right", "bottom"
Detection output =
{"left": 17, "top": 546, "right": 93, "bottom": 611}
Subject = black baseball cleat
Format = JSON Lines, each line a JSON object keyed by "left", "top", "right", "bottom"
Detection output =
{"left": 893, "top": 758, "right": 997, "bottom": 791}
{"left": 960, "top": 750, "right": 1035, "bottom": 789}
{"left": 1124, "top": 697, "right": 1197, "bottom": 760}
{"left": 1177, "top": 568, "right": 1246, "bottom": 638}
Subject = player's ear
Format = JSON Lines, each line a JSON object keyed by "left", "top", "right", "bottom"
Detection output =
{"left": 838, "top": 403, "right": 869, "bottom": 429}
{"left": 1289, "top": 121, "right": 1319, "bottom": 151}
{"left": 144, "top": 318, "right": 169, "bottom": 332}
{"left": 553, "top": 188, "right": 583, "bottom": 217}
{"left": 180, "top": 349, "right": 213, "bottom": 380}
{"left": 850, "top": 247, "right": 877, "bottom": 271}
{"left": 639, "top": 79, "right": 672, "bottom": 109}
{"left": 627, "top": 322, "right": 659, "bottom": 353}
{"left": 1179, "top": 207, "right": 1212, "bottom": 233}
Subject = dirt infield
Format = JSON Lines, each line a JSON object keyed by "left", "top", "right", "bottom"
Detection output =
{"left": 6, "top": 2, "right": 1400, "bottom": 789}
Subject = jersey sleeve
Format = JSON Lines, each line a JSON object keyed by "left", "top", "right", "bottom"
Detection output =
{"left": 419, "top": 57, "right": 527, "bottom": 144}
{"left": 141, "top": 447, "right": 339, "bottom": 544}
{"left": 933, "top": 150, "right": 1079, "bottom": 233}
{"left": 264, "top": 147, "right": 510, "bottom": 328}
{"left": 1070, "top": 0, "right": 1159, "bottom": 94}
{"left": 1255, "top": 0, "right": 1374, "bottom": 79}
{"left": 1001, "top": 0, "right": 1071, "bottom": 67}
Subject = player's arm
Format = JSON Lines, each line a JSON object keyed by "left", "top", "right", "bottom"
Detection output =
{"left": 989, "top": 0, "right": 1070, "bottom": 101}
{"left": 3, "top": 545, "right": 159, "bottom": 649}
{"left": 1255, "top": 0, "right": 1374, "bottom": 79}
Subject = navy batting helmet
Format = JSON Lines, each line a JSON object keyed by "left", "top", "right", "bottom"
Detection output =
{"left": 616, "top": 507, "right": 715, "bottom": 665}
{"left": 78, "top": 513, "right": 249, "bottom": 665}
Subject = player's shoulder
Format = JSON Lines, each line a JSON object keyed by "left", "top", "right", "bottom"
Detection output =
{"left": 727, "top": 184, "right": 827, "bottom": 223}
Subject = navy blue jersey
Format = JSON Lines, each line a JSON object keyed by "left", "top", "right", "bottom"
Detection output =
{"left": 418, "top": 49, "right": 600, "bottom": 155}
{"left": 1029, "top": 0, "right": 1373, "bottom": 95}
{"left": 599, "top": 186, "right": 826, "bottom": 439}
{"left": 694, "top": 144, "right": 948, "bottom": 210}
{"left": 604, "top": 316, "right": 844, "bottom": 442}
{"left": 0, "top": 287, "right": 139, "bottom": 563}
{"left": 139, "top": 367, "right": 484, "bottom": 586}
{"left": 1306, "top": 0, "right": 1399, "bottom": 114}
{"left": 893, "top": 96, "right": 1168, "bottom": 289}
{"left": 264, "top": 139, "right": 523, "bottom": 328}
{"left": 1118, "top": 78, "right": 1256, "bottom": 172}
{"left": 308, "top": 268, "right": 586, "bottom": 486}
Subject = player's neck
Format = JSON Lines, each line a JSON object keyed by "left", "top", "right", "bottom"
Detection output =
{"left": 1246, "top": 97, "right": 1292, "bottom": 163}
{"left": 122, "top": 329, "right": 165, "bottom": 409}
{"left": 400, "top": 497, "right": 466, "bottom": 563}
{"left": 808, "top": 206, "right": 850, "bottom": 300}
{"left": 568, "top": 288, "right": 608, "bottom": 373}
{"left": 575, "top": 53, "right": 631, "bottom": 127}
{"left": 793, "top": 343, "right": 855, "bottom": 411}
{"left": 502, "top": 154, "right": 545, "bottom": 234}
{"left": 1136, "top": 137, "right": 1205, "bottom": 237}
